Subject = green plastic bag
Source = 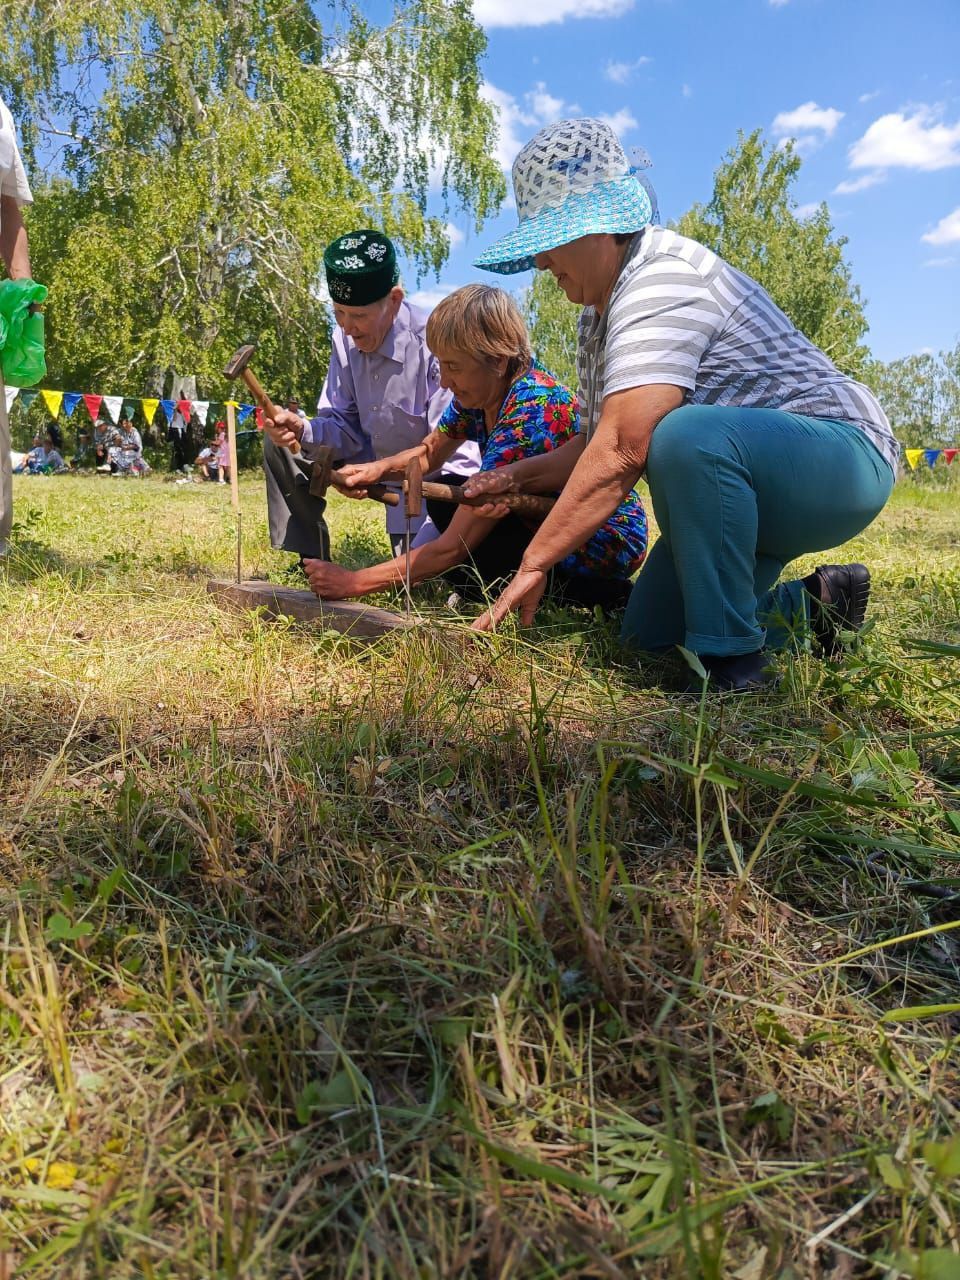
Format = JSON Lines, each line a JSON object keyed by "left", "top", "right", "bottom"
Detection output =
{"left": 0, "top": 277, "right": 48, "bottom": 387}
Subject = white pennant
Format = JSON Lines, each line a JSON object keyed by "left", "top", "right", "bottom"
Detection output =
{"left": 4, "top": 386, "right": 18, "bottom": 413}
{"left": 102, "top": 395, "right": 123, "bottom": 423}
{"left": 193, "top": 400, "right": 209, "bottom": 427}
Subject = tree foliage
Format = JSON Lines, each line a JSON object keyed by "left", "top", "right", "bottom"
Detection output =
{"left": 865, "top": 340, "right": 960, "bottom": 447}
{"left": 524, "top": 128, "right": 873, "bottom": 395}
{"left": 521, "top": 269, "right": 578, "bottom": 390}
{"left": 1, "top": 0, "right": 504, "bottom": 398}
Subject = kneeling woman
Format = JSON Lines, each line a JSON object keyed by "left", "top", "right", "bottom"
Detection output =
{"left": 304, "top": 285, "right": 647, "bottom": 610}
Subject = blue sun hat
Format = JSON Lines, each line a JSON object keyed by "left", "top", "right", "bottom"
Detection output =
{"left": 474, "top": 118, "right": 655, "bottom": 275}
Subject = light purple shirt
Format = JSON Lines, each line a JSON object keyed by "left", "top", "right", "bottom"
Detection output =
{"left": 302, "top": 301, "right": 479, "bottom": 535}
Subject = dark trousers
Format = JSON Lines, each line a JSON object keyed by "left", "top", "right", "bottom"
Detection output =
{"left": 426, "top": 488, "right": 631, "bottom": 613}
{"left": 263, "top": 436, "right": 331, "bottom": 560}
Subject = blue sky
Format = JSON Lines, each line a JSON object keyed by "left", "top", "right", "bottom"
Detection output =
{"left": 408, "top": 0, "right": 960, "bottom": 363}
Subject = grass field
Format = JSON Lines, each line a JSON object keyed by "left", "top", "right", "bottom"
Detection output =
{"left": 1, "top": 470, "right": 959, "bottom": 1279}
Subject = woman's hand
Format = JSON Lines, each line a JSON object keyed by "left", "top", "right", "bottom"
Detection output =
{"left": 338, "top": 459, "right": 390, "bottom": 493}
{"left": 461, "top": 466, "right": 516, "bottom": 519}
{"left": 471, "top": 566, "right": 548, "bottom": 631}
{"left": 303, "top": 559, "right": 361, "bottom": 600}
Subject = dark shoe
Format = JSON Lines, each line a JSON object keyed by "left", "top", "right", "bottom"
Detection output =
{"left": 684, "top": 650, "right": 777, "bottom": 693}
{"left": 809, "top": 563, "right": 870, "bottom": 656}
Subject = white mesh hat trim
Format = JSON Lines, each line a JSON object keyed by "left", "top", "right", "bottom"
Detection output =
{"left": 512, "top": 118, "right": 630, "bottom": 222}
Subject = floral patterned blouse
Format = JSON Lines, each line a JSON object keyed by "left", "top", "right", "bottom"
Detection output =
{"left": 437, "top": 361, "right": 647, "bottom": 580}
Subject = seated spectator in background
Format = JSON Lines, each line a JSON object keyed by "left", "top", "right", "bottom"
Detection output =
{"left": 12, "top": 433, "right": 44, "bottom": 473}
{"left": 194, "top": 439, "right": 220, "bottom": 481}
{"left": 14, "top": 425, "right": 67, "bottom": 474}
{"left": 94, "top": 419, "right": 111, "bottom": 471}
{"left": 108, "top": 416, "right": 150, "bottom": 477}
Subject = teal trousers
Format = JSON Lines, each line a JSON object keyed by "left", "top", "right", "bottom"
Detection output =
{"left": 620, "top": 405, "right": 895, "bottom": 656}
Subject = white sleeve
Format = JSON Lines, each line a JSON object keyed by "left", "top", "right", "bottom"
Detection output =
{"left": 0, "top": 101, "right": 33, "bottom": 205}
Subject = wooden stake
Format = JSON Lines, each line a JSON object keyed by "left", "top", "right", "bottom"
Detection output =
{"left": 226, "top": 400, "right": 241, "bottom": 582}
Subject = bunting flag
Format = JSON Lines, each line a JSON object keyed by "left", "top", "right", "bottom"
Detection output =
{"left": 102, "top": 395, "right": 123, "bottom": 423}
{"left": 254, "top": 406, "right": 266, "bottom": 429}
{"left": 159, "top": 399, "right": 175, "bottom": 424}
{"left": 123, "top": 400, "right": 138, "bottom": 421}
{"left": 194, "top": 400, "right": 209, "bottom": 426}
{"left": 5, "top": 386, "right": 18, "bottom": 413}
{"left": 20, "top": 390, "right": 37, "bottom": 409}
{"left": 83, "top": 393, "right": 103, "bottom": 423}
{"left": 141, "top": 398, "right": 159, "bottom": 426}
{"left": 904, "top": 448, "right": 923, "bottom": 469}
{"left": 63, "top": 392, "right": 82, "bottom": 418}
{"left": 944, "top": 449, "right": 957, "bottom": 465}
{"left": 176, "top": 398, "right": 193, "bottom": 421}
{"left": 41, "top": 389, "right": 63, "bottom": 418}
{"left": 924, "top": 449, "right": 941, "bottom": 468}
{"left": 237, "top": 403, "right": 254, "bottom": 424}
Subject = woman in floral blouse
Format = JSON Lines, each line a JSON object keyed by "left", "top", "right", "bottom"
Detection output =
{"left": 301, "top": 284, "right": 647, "bottom": 611}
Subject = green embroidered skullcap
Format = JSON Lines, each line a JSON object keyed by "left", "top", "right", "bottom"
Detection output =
{"left": 323, "top": 230, "right": 399, "bottom": 306}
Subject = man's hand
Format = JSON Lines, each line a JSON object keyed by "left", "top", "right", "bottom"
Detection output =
{"left": 303, "top": 559, "right": 360, "bottom": 600}
{"left": 471, "top": 566, "right": 548, "bottom": 631}
{"left": 264, "top": 408, "right": 304, "bottom": 452}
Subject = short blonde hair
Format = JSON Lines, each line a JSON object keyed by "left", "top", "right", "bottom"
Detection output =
{"left": 427, "top": 284, "right": 532, "bottom": 379}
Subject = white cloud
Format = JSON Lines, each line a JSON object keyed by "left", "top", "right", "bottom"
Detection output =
{"left": 773, "top": 101, "right": 844, "bottom": 140}
{"left": 598, "top": 108, "right": 638, "bottom": 136}
{"left": 922, "top": 205, "right": 960, "bottom": 245}
{"left": 682, "top": 84, "right": 692, "bottom": 99}
{"left": 922, "top": 257, "right": 957, "bottom": 269}
{"left": 480, "top": 80, "right": 578, "bottom": 170}
{"left": 858, "top": 90, "right": 880, "bottom": 104}
{"left": 794, "top": 202, "right": 820, "bottom": 220}
{"left": 604, "top": 56, "right": 651, "bottom": 85}
{"left": 832, "top": 171, "right": 887, "bottom": 195}
{"left": 769, "top": 0, "right": 790, "bottom": 7}
{"left": 474, "top": 0, "right": 633, "bottom": 28}
{"left": 849, "top": 108, "right": 960, "bottom": 170}
{"left": 408, "top": 283, "right": 461, "bottom": 311}
{"left": 444, "top": 222, "right": 465, "bottom": 248}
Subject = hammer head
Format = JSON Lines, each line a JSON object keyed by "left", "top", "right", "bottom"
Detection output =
{"left": 308, "top": 445, "right": 335, "bottom": 499}
{"left": 223, "top": 343, "right": 256, "bottom": 380}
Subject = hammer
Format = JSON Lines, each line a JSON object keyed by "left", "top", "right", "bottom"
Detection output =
{"left": 308, "top": 444, "right": 400, "bottom": 507}
{"left": 412, "top": 479, "right": 555, "bottom": 519}
{"left": 223, "top": 342, "right": 300, "bottom": 455}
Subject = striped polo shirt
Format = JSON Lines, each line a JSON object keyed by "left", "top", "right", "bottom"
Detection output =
{"left": 576, "top": 227, "right": 899, "bottom": 473}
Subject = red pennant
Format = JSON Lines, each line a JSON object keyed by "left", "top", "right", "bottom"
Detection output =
{"left": 176, "top": 398, "right": 193, "bottom": 420}
{"left": 255, "top": 407, "right": 265, "bottom": 430}
{"left": 83, "top": 393, "right": 103, "bottom": 423}
{"left": 943, "top": 448, "right": 957, "bottom": 465}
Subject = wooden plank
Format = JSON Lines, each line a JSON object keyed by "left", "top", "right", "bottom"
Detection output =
{"left": 206, "top": 578, "right": 416, "bottom": 638}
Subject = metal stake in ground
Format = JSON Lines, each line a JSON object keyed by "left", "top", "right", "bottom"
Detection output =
{"left": 403, "top": 457, "right": 422, "bottom": 621}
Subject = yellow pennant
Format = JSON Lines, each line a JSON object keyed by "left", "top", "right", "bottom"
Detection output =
{"left": 905, "top": 448, "right": 924, "bottom": 469}
{"left": 41, "top": 389, "right": 64, "bottom": 418}
{"left": 141, "top": 398, "right": 159, "bottom": 426}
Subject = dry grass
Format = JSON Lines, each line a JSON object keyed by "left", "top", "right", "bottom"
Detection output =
{"left": 1, "top": 470, "right": 959, "bottom": 1278}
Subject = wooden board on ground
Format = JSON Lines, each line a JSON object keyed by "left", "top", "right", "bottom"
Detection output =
{"left": 207, "top": 579, "right": 417, "bottom": 639}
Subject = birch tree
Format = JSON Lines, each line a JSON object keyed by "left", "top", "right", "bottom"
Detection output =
{"left": 1, "top": 0, "right": 504, "bottom": 396}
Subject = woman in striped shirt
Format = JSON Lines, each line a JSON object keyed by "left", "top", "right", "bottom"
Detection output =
{"left": 468, "top": 117, "right": 898, "bottom": 691}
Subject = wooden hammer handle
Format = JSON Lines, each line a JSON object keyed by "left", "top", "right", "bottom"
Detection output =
{"left": 419, "top": 480, "right": 555, "bottom": 518}
{"left": 239, "top": 367, "right": 301, "bottom": 456}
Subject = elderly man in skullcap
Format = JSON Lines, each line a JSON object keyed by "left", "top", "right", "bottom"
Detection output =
{"left": 264, "top": 229, "right": 478, "bottom": 559}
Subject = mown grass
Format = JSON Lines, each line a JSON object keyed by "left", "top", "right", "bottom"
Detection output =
{"left": 1, "top": 470, "right": 959, "bottom": 1279}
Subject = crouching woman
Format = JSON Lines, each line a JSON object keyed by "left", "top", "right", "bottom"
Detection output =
{"left": 303, "top": 284, "right": 647, "bottom": 611}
